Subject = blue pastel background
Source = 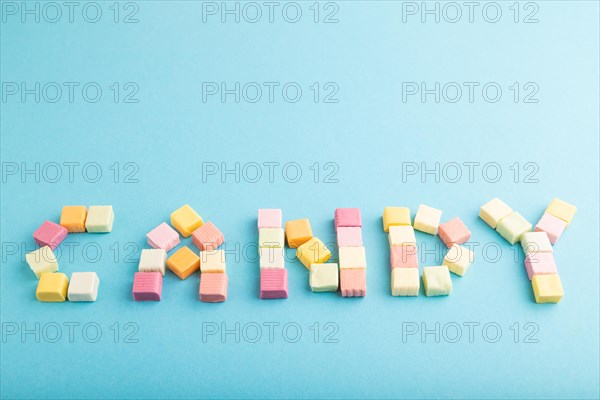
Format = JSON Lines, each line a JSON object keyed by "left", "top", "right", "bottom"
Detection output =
{"left": 1, "top": 1, "right": 599, "bottom": 399}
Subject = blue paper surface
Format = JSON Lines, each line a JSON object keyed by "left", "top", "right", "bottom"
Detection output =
{"left": 1, "top": 2, "right": 598, "bottom": 398}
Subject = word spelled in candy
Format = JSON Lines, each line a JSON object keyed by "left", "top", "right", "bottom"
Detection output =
{"left": 24, "top": 200, "right": 577, "bottom": 305}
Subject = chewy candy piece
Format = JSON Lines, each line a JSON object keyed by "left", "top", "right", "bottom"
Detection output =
{"left": 532, "top": 274, "right": 563, "bottom": 303}
{"left": 545, "top": 198, "right": 577, "bottom": 224}
{"left": 336, "top": 227, "right": 363, "bottom": 247}
{"left": 338, "top": 246, "right": 367, "bottom": 270}
{"left": 443, "top": 244, "right": 474, "bottom": 276}
{"left": 524, "top": 252, "right": 558, "bottom": 280}
{"left": 167, "top": 246, "right": 200, "bottom": 279}
{"left": 390, "top": 245, "right": 418, "bottom": 269}
{"left": 67, "top": 272, "right": 99, "bottom": 302}
{"left": 422, "top": 266, "right": 452, "bottom": 296}
{"left": 36, "top": 272, "right": 69, "bottom": 302}
{"left": 388, "top": 225, "right": 417, "bottom": 247}
{"left": 382, "top": 207, "right": 411, "bottom": 232}
{"left": 391, "top": 268, "right": 420, "bottom": 296}
{"left": 438, "top": 217, "right": 471, "bottom": 248}
{"left": 170, "top": 204, "right": 203, "bottom": 238}
{"left": 296, "top": 237, "right": 331, "bottom": 269}
{"left": 520, "top": 232, "right": 553, "bottom": 255}
{"left": 200, "top": 249, "right": 226, "bottom": 273}
{"left": 479, "top": 198, "right": 513, "bottom": 229}
{"left": 85, "top": 206, "right": 114, "bottom": 233}
{"left": 414, "top": 204, "right": 442, "bottom": 235}
{"left": 259, "top": 247, "right": 285, "bottom": 269}
{"left": 535, "top": 213, "right": 567, "bottom": 245}
{"left": 260, "top": 269, "right": 288, "bottom": 299}
{"left": 285, "top": 219, "right": 313, "bottom": 248}
{"left": 340, "top": 269, "right": 366, "bottom": 297}
{"left": 199, "top": 273, "right": 228, "bottom": 302}
{"left": 26, "top": 246, "right": 58, "bottom": 278}
{"left": 259, "top": 228, "right": 285, "bottom": 249}
{"left": 132, "top": 272, "right": 162, "bottom": 301}
{"left": 60, "top": 206, "right": 87, "bottom": 233}
{"left": 138, "top": 249, "right": 167, "bottom": 276}
{"left": 258, "top": 209, "right": 282, "bottom": 229}
{"left": 147, "top": 222, "right": 180, "bottom": 252}
{"left": 33, "top": 220, "right": 67, "bottom": 250}
{"left": 334, "top": 208, "right": 362, "bottom": 228}
{"left": 496, "top": 212, "right": 532, "bottom": 245}
{"left": 309, "top": 263, "right": 339, "bottom": 292}
{"left": 192, "top": 222, "right": 224, "bottom": 251}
